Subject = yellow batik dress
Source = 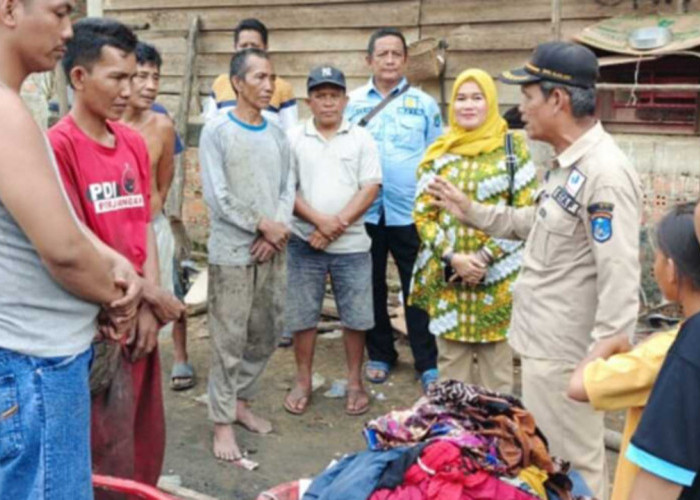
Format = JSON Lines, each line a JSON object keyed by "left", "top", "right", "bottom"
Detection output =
{"left": 410, "top": 133, "right": 537, "bottom": 343}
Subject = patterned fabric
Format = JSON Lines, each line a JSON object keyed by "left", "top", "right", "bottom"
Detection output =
{"left": 410, "top": 133, "right": 537, "bottom": 343}
{"left": 364, "top": 380, "right": 553, "bottom": 476}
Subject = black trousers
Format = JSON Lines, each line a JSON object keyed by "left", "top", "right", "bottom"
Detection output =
{"left": 365, "top": 220, "right": 437, "bottom": 373}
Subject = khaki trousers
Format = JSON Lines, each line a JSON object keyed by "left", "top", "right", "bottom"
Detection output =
{"left": 436, "top": 337, "right": 513, "bottom": 394}
{"left": 521, "top": 356, "right": 608, "bottom": 500}
{"left": 207, "top": 257, "right": 286, "bottom": 423}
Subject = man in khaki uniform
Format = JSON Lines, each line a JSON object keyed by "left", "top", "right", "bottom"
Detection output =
{"left": 429, "top": 42, "right": 641, "bottom": 499}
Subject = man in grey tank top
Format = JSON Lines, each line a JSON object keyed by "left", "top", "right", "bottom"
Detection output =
{"left": 0, "top": 2, "right": 142, "bottom": 498}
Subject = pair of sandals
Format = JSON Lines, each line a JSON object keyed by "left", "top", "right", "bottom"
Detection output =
{"left": 283, "top": 386, "right": 370, "bottom": 416}
{"left": 365, "top": 360, "right": 438, "bottom": 393}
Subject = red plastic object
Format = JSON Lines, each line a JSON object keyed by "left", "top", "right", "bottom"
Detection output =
{"left": 92, "top": 474, "right": 177, "bottom": 500}
{"left": 256, "top": 480, "right": 300, "bottom": 500}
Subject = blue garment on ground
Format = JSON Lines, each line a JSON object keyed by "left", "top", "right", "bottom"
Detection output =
{"left": 302, "top": 447, "right": 410, "bottom": 500}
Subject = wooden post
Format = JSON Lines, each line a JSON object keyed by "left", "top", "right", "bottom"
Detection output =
{"left": 55, "top": 65, "right": 69, "bottom": 118}
{"left": 87, "top": 0, "right": 103, "bottom": 17}
{"left": 165, "top": 15, "right": 200, "bottom": 223}
{"left": 551, "top": 0, "right": 562, "bottom": 41}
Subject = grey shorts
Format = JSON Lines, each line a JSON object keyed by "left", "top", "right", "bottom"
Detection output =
{"left": 285, "top": 236, "right": 374, "bottom": 333}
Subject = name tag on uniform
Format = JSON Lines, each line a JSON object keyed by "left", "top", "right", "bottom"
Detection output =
{"left": 552, "top": 186, "right": 581, "bottom": 216}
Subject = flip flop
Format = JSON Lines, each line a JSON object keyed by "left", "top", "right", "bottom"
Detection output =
{"left": 277, "top": 335, "right": 293, "bottom": 348}
{"left": 345, "top": 387, "right": 370, "bottom": 416}
{"left": 364, "top": 360, "right": 391, "bottom": 384}
{"left": 420, "top": 368, "right": 439, "bottom": 393}
{"left": 170, "top": 362, "right": 196, "bottom": 391}
{"left": 283, "top": 386, "right": 311, "bottom": 415}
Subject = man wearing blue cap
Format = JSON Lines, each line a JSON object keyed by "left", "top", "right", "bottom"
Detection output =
{"left": 284, "top": 66, "right": 381, "bottom": 416}
{"left": 429, "top": 41, "right": 642, "bottom": 499}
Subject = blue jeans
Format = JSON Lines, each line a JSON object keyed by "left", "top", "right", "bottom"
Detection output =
{"left": 286, "top": 235, "right": 374, "bottom": 333}
{"left": 0, "top": 347, "right": 93, "bottom": 500}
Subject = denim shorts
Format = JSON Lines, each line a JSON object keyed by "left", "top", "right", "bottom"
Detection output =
{"left": 0, "top": 347, "right": 93, "bottom": 500}
{"left": 286, "top": 235, "right": 374, "bottom": 333}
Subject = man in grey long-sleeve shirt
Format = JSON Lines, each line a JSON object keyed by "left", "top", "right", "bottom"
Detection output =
{"left": 199, "top": 48, "right": 293, "bottom": 464}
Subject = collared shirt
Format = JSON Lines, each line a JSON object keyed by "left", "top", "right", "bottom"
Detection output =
{"left": 202, "top": 73, "right": 298, "bottom": 130}
{"left": 463, "top": 122, "right": 642, "bottom": 363}
{"left": 288, "top": 118, "right": 382, "bottom": 254}
{"left": 345, "top": 77, "right": 442, "bottom": 226}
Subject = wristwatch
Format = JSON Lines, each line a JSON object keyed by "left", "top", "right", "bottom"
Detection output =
{"left": 441, "top": 251, "right": 455, "bottom": 266}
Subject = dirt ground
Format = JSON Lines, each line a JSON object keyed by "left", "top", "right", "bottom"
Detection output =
{"left": 158, "top": 315, "right": 624, "bottom": 500}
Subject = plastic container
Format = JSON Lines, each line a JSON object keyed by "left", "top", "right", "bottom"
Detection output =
{"left": 92, "top": 474, "right": 177, "bottom": 500}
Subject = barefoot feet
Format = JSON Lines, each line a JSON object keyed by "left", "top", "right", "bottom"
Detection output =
{"left": 212, "top": 423, "right": 242, "bottom": 462}
{"left": 235, "top": 399, "right": 273, "bottom": 434}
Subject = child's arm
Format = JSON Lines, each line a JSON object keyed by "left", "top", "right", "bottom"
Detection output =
{"left": 628, "top": 469, "right": 683, "bottom": 500}
{"left": 568, "top": 332, "right": 631, "bottom": 401}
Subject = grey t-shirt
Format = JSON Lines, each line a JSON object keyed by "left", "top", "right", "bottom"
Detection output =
{"left": 0, "top": 139, "right": 99, "bottom": 357}
{"left": 199, "top": 112, "right": 294, "bottom": 266}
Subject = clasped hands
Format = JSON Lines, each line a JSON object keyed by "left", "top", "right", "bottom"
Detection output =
{"left": 429, "top": 176, "right": 489, "bottom": 285}
{"left": 308, "top": 213, "right": 348, "bottom": 250}
{"left": 97, "top": 254, "right": 186, "bottom": 361}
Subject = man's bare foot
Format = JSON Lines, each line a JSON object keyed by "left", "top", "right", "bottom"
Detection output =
{"left": 212, "top": 423, "right": 242, "bottom": 462}
{"left": 346, "top": 383, "right": 370, "bottom": 416}
{"left": 235, "top": 400, "right": 273, "bottom": 434}
{"left": 283, "top": 383, "right": 311, "bottom": 415}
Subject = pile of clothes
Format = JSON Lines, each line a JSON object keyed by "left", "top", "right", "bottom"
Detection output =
{"left": 303, "top": 381, "right": 594, "bottom": 500}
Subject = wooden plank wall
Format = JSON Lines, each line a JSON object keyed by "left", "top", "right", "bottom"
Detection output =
{"left": 103, "top": 0, "right": 694, "bottom": 118}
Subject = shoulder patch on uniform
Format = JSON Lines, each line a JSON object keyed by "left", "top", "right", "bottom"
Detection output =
{"left": 588, "top": 202, "right": 614, "bottom": 242}
{"left": 591, "top": 213, "right": 612, "bottom": 243}
{"left": 434, "top": 113, "right": 441, "bottom": 128}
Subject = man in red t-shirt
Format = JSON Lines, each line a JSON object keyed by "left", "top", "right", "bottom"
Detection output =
{"left": 49, "top": 18, "right": 184, "bottom": 491}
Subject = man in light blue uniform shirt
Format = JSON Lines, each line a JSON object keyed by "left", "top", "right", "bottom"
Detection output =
{"left": 346, "top": 27, "right": 442, "bottom": 390}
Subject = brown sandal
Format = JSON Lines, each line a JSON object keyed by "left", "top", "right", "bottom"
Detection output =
{"left": 345, "top": 387, "right": 370, "bottom": 416}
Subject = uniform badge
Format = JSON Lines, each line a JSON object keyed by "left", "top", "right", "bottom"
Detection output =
{"left": 588, "top": 203, "right": 614, "bottom": 243}
{"left": 403, "top": 96, "right": 417, "bottom": 108}
{"left": 565, "top": 168, "right": 586, "bottom": 197}
{"left": 552, "top": 186, "right": 581, "bottom": 216}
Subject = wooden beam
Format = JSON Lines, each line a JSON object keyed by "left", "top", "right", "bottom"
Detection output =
{"left": 165, "top": 15, "right": 199, "bottom": 222}
{"left": 421, "top": 20, "right": 590, "bottom": 51}
{"left": 138, "top": 27, "right": 420, "bottom": 54}
{"left": 107, "top": 1, "right": 420, "bottom": 31}
{"left": 105, "top": 0, "right": 398, "bottom": 10}
{"left": 87, "top": 0, "right": 103, "bottom": 17}
{"left": 55, "top": 65, "right": 69, "bottom": 118}
{"left": 551, "top": 0, "right": 562, "bottom": 40}
{"left": 597, "top": 83, "right": 700, "bottom": 91}
{"left": 420, "top": 0, "right": 665, "bottom": 25}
